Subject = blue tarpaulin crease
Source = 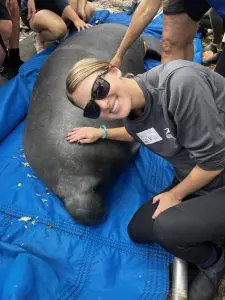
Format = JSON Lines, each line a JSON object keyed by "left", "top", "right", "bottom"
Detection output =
{"left": 0, "top": 10, "right": 202, "bottom": 300}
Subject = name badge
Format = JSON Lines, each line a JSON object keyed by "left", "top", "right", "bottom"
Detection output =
{"left": 137, "top": 128, "right": 162, "bottom": 145}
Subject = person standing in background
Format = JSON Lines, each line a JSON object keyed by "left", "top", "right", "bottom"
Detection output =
{"left": 0, "top": 0, "right": 24, "bottom": 79}
{"left": 21, "top": 0, "right": 95, "bottom": 53}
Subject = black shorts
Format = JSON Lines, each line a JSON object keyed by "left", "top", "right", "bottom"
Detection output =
{"left": 0, "top": 0, "right": 10, "bottom": 20}
{"left": 163, "top": 0, "right": 211, "bottom": 22}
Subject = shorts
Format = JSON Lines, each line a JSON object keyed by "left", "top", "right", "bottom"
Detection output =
{"left": 0, "top": 0, "right": 10, "bottom": 20}
{"left": 163, "top": 0, "right": 211, "bottom": 22}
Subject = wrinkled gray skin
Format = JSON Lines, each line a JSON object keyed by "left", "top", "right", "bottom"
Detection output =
{"left": 24, "top": 24, "right": 144, "bottom": 225}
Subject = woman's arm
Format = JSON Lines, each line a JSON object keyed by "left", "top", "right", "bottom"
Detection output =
{"left": 105, "top": 126, "right": 134, "bottom": 142}
{"left": 66, "top": 126, "right": 134, "bottom": 144}
{"left": 76, "top": 0, "right": 87, "bottom": 20}
{"left": 62, "top": 4, "right": 92, "bottom": 31}
{"left": 152, "top": 68, "right": 225, "bottom": 219}
{"left": 152, "top": 165, "right": 224, "bottom": 219}
{"left": 170, "top": 165, "right": 224, "bottom": 201}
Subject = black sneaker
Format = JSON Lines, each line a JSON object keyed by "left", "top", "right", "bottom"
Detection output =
{"left": 0, "top": 64, "right": 16, "bottom": 80}
{"left": 0, "top": 55, "right": 23, "bottom": 80}
{"left": 189, "top": 250, "right": 225, "bottom": 300}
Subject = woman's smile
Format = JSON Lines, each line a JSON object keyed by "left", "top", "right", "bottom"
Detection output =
{"left": 111, "top": 98, "right": 119, "bottom": 113}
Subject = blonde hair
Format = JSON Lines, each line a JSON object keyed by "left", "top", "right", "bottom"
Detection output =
{"left": 66, "top": 58, "right": 110, "bottom": 104}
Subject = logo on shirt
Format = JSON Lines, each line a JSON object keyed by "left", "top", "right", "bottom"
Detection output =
{"left": 164, "top": 128, "right": 175, "bottom": 140}
{"left": 137, "top": 128, "right": 162, "bottom": 145}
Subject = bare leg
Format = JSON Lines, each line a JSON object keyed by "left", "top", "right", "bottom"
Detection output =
{"left": 0, "top": 20, "right": 12, "bottom": 65}
{"left": 0, "top": 36, "right": 6, "bottom": 65}
{"left": 0, "top": 19, "right": 12, "bottom": 44}
{"left": 69, "top": 0, "right": 95, "bottom": 22}
{"left": 162, "top": 13, "right": 199, "bottom": 63}
{"left": 29, "top": 10, "right": 67, "bottom": 53}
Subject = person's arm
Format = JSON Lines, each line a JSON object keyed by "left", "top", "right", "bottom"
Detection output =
{"left": 103, "top": 126, "right": 134, "bottom": 141}
{"left": 152, "top": 165, "right": 224, "bottom": 219}
{"left": 111, "top": 0, "right": 161, "bottom": 67}
{"left": 168, "top": 69, "right": 225, "bottom": 197}
{"left": 66, "top": 126, "right": 134, "bottom": 144}
{"left": 76, "top": 0, "right": 87, "bottom": 20}
{"left": 170, "top": 165, "right": 224, "bottom": 201}
{"left": 61, "top": 3, "right": 92, "bottom": 31}
{"left": 152, "top": 68, "right": 225, "bottom": 219}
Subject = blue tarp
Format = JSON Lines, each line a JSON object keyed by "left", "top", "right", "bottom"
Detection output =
{"left": 0, "top": 10, "right": 202, "bottom": 299}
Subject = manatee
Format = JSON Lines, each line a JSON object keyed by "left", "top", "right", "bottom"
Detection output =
{"left": 24, "top": 24, "right": 145, "bottom": 225}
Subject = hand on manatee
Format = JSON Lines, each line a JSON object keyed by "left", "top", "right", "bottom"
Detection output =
{"left": 110, "top": 53, "right": 123, "bottom": 69}
{"left": 66, "top": 127, "right": 104, "bottom": 144}
{"left": 74, "top": 18, "right": 93, "bottom": 32}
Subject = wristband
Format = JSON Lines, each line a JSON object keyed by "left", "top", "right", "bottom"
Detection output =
{"left": 99, "top": 125, "right": 107, "bottom": 139}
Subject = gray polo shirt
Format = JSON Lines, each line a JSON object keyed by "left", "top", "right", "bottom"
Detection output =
{"left": 124, "top": 60, "right": 225, "bottom": 195}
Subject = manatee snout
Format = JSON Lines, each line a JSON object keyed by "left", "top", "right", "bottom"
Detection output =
{"left": 65, "top": 191, "right": 107, "bottom": 226}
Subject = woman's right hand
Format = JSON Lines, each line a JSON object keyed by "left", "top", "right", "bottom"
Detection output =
{"left": 110, "top": 53, "right": 123, "bottom": 69}
{"left": 66, "top": 127, "right": 104, "bottom": 144}
{"left": 73, "top": 18, "right": 92, "bottom": 32}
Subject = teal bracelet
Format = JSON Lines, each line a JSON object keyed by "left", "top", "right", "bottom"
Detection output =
{"left": 99, "top": 125, "right": 108, "bottom": 139}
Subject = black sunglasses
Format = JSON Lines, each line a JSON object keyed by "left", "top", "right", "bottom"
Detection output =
{"left": 83, "top": 68, "right": 110, "bottom": 119}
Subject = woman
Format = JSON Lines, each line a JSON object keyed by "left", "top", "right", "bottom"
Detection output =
{"left": 21, "top": 0, "right": 94, "bottom": 53}
{"left": 65, "top": 57, "right": 225, "bottom": 299}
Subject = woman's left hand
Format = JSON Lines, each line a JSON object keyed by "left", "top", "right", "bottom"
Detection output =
{"left": 152, "top": 191, "right": 181, "bottom": 219}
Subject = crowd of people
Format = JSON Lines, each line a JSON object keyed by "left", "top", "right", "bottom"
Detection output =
{"left": 0, "top": 0, "right": 95, "bottom": 78}
{"left": 0, "top": 0, "right": 224, "bottom": 78}
{"left": 1, "top": 0, "right": 225, "bottom": 299}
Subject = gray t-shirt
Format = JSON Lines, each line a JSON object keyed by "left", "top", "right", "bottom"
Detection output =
{"left": 124, "top": 60, "right": 225, "bottom": 195}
